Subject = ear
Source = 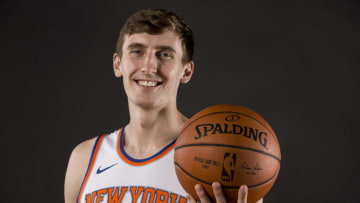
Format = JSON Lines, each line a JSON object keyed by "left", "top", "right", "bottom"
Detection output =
{"left": 113, "top": 53, "right": 122, "bottom": 78}
{"left": 180, "top": 61, "right": 194, "bottom": 84}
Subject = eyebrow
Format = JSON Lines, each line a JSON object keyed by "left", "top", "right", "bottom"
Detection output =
{"left": 156, "top": 45, "right": 176, "bottom": 53}
{"left": 126, "top": 43, "right": 176, "bottom": 53}
{"left": 127, "top": 43, "right": 147, "bottom": 50}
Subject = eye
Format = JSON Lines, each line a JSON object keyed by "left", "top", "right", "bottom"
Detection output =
{"left": 157, "top": 51, "right": 173, "bottom": 59}
{"left": 130, "top": 49, "right": 143, "bottom": 56}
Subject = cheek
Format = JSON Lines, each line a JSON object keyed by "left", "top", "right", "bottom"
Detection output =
{"left": 162, "top": 64, "right": 184, "bottom": 78}
{"left": 121, "top": 60, "right": 138, "bottom": 75}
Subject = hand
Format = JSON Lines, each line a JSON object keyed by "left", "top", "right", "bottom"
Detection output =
{"left": 187, "top": 182, "right": 263, "bottom": 203}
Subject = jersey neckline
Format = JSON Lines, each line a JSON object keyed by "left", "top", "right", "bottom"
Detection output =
{"left": 116, "top": 127, "right": 176, "bottom": 166}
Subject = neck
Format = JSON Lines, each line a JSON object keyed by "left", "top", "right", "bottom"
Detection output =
{"left": 123, "top": 101, "right": 188, "bottom": 158}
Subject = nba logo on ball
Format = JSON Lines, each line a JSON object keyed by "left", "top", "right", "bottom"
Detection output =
{"left": 174, "top": 104, "right": 281, "bottom": 203}
{"left": 221, "top": 152, "right": 236, "bottom": 181}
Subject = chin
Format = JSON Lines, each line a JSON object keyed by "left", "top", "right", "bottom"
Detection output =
{"left": 130, "top": 97, "right": 164, "bottom": 110}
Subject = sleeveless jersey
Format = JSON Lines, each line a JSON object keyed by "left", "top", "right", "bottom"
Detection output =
{"left": 77, "top": 128, "right": 188, "bottom": 203}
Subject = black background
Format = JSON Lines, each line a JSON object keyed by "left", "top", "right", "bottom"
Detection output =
{"left": 1, "top": 0, "right": 359, "bottom": 202}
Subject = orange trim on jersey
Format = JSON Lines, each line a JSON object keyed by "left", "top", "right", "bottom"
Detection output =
{"left": 117, "top": 128, "right": 176, "bottom": 166}
{"left": 77, "top": 134, "right": 107, "bottom": 203}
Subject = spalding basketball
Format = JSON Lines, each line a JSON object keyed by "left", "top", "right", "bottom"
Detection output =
{"left": 174, "top": 104, "right": 281, "bottom": 203}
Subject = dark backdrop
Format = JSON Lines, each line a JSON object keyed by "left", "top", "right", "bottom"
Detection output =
{"left": 1, "top": 0, "right": 359, "bottom": 202}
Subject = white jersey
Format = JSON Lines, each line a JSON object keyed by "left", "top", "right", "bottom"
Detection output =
{"left": 77, "top": 128, "right": 188, "bottom": 203}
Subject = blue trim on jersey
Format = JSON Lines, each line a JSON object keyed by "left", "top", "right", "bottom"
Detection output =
{"left": 119, "top": 127, "right": 177, "bottom": 163}
{"left": 76, "top": 135, "right": 102, "bottom": 203}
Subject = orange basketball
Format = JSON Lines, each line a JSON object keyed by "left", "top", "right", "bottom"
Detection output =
{"left": 174, "top": 104, "right": 281, "bottom": 203}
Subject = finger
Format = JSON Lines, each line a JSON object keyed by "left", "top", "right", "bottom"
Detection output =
{"left": 195, "top": 184, "right": 211, "bottom": 203}
{"left": 237, "top": 185, "right": 248, "bottom": 203}
{"left": 186, "top": 193, "right": 197, "bottom": 203}
{"left": 212, "top": 182, "right": 226, "bottom": 203}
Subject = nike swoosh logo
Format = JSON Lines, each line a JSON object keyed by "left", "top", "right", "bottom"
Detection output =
{"left": 96, "top": 163, "right": 118, "bottom": 174}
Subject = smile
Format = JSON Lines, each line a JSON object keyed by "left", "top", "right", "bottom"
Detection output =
{"left": 135, "top": 80, "right": 162, "bottom": 87}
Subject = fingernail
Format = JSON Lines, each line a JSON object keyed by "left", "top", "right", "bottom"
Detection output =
{"left": 195, "top": 184, "right": 202, "bottom": 192}
{"left": 241, "top": 185, "right": 248, "bottom": 195}
{"left": 213, "top": 182, "right": 221, "bottom": 190}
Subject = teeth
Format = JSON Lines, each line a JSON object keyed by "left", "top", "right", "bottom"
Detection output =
{"left": 138, "top": 80, "right": 158, "bottom": 87}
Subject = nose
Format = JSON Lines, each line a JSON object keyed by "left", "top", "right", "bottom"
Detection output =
{"left": 141, "top": 51, "right": 158, "bottom": 74}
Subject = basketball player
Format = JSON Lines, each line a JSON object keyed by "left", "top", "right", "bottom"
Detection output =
{"left": 64, "top": 9, "right": 263, "bottom": 203}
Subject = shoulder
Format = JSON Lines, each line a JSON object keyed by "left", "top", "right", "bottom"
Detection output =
{"left": 71, "top": 137, "right": 98, "bottom": 160}
{"left": 68, "top": 137, "right": 98, "bottom": 172}
{"left": 64, "top": 137, "right": 97, "bottom": 203}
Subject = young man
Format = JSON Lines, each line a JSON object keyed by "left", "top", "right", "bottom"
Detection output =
{"left": 65, "top": 9, "right": 262, "bottom": 203}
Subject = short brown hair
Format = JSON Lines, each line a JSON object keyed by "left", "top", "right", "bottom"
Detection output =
{"left": 116, "top": 9, "right": 194, "bottom": 64}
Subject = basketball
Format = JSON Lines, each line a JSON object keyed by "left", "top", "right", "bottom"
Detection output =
{"left": 174, "top": 104, "right": 281, "bottom": 203}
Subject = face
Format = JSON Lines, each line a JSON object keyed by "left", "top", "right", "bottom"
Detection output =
{"left": 113, "top": 30, "right": 194, "bottom": 109}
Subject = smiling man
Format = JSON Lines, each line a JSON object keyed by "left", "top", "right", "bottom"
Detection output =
{"left": 64, "top": 9, "right": 261, "bottom": 203}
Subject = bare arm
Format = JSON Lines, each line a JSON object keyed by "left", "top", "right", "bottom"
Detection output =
{"left": 64, "top": 137, "right": 97, "bottom": 203}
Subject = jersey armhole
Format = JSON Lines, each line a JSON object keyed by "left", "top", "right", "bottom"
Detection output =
{"left": 76, "top": 134, "right": 107, "bottom": 203}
